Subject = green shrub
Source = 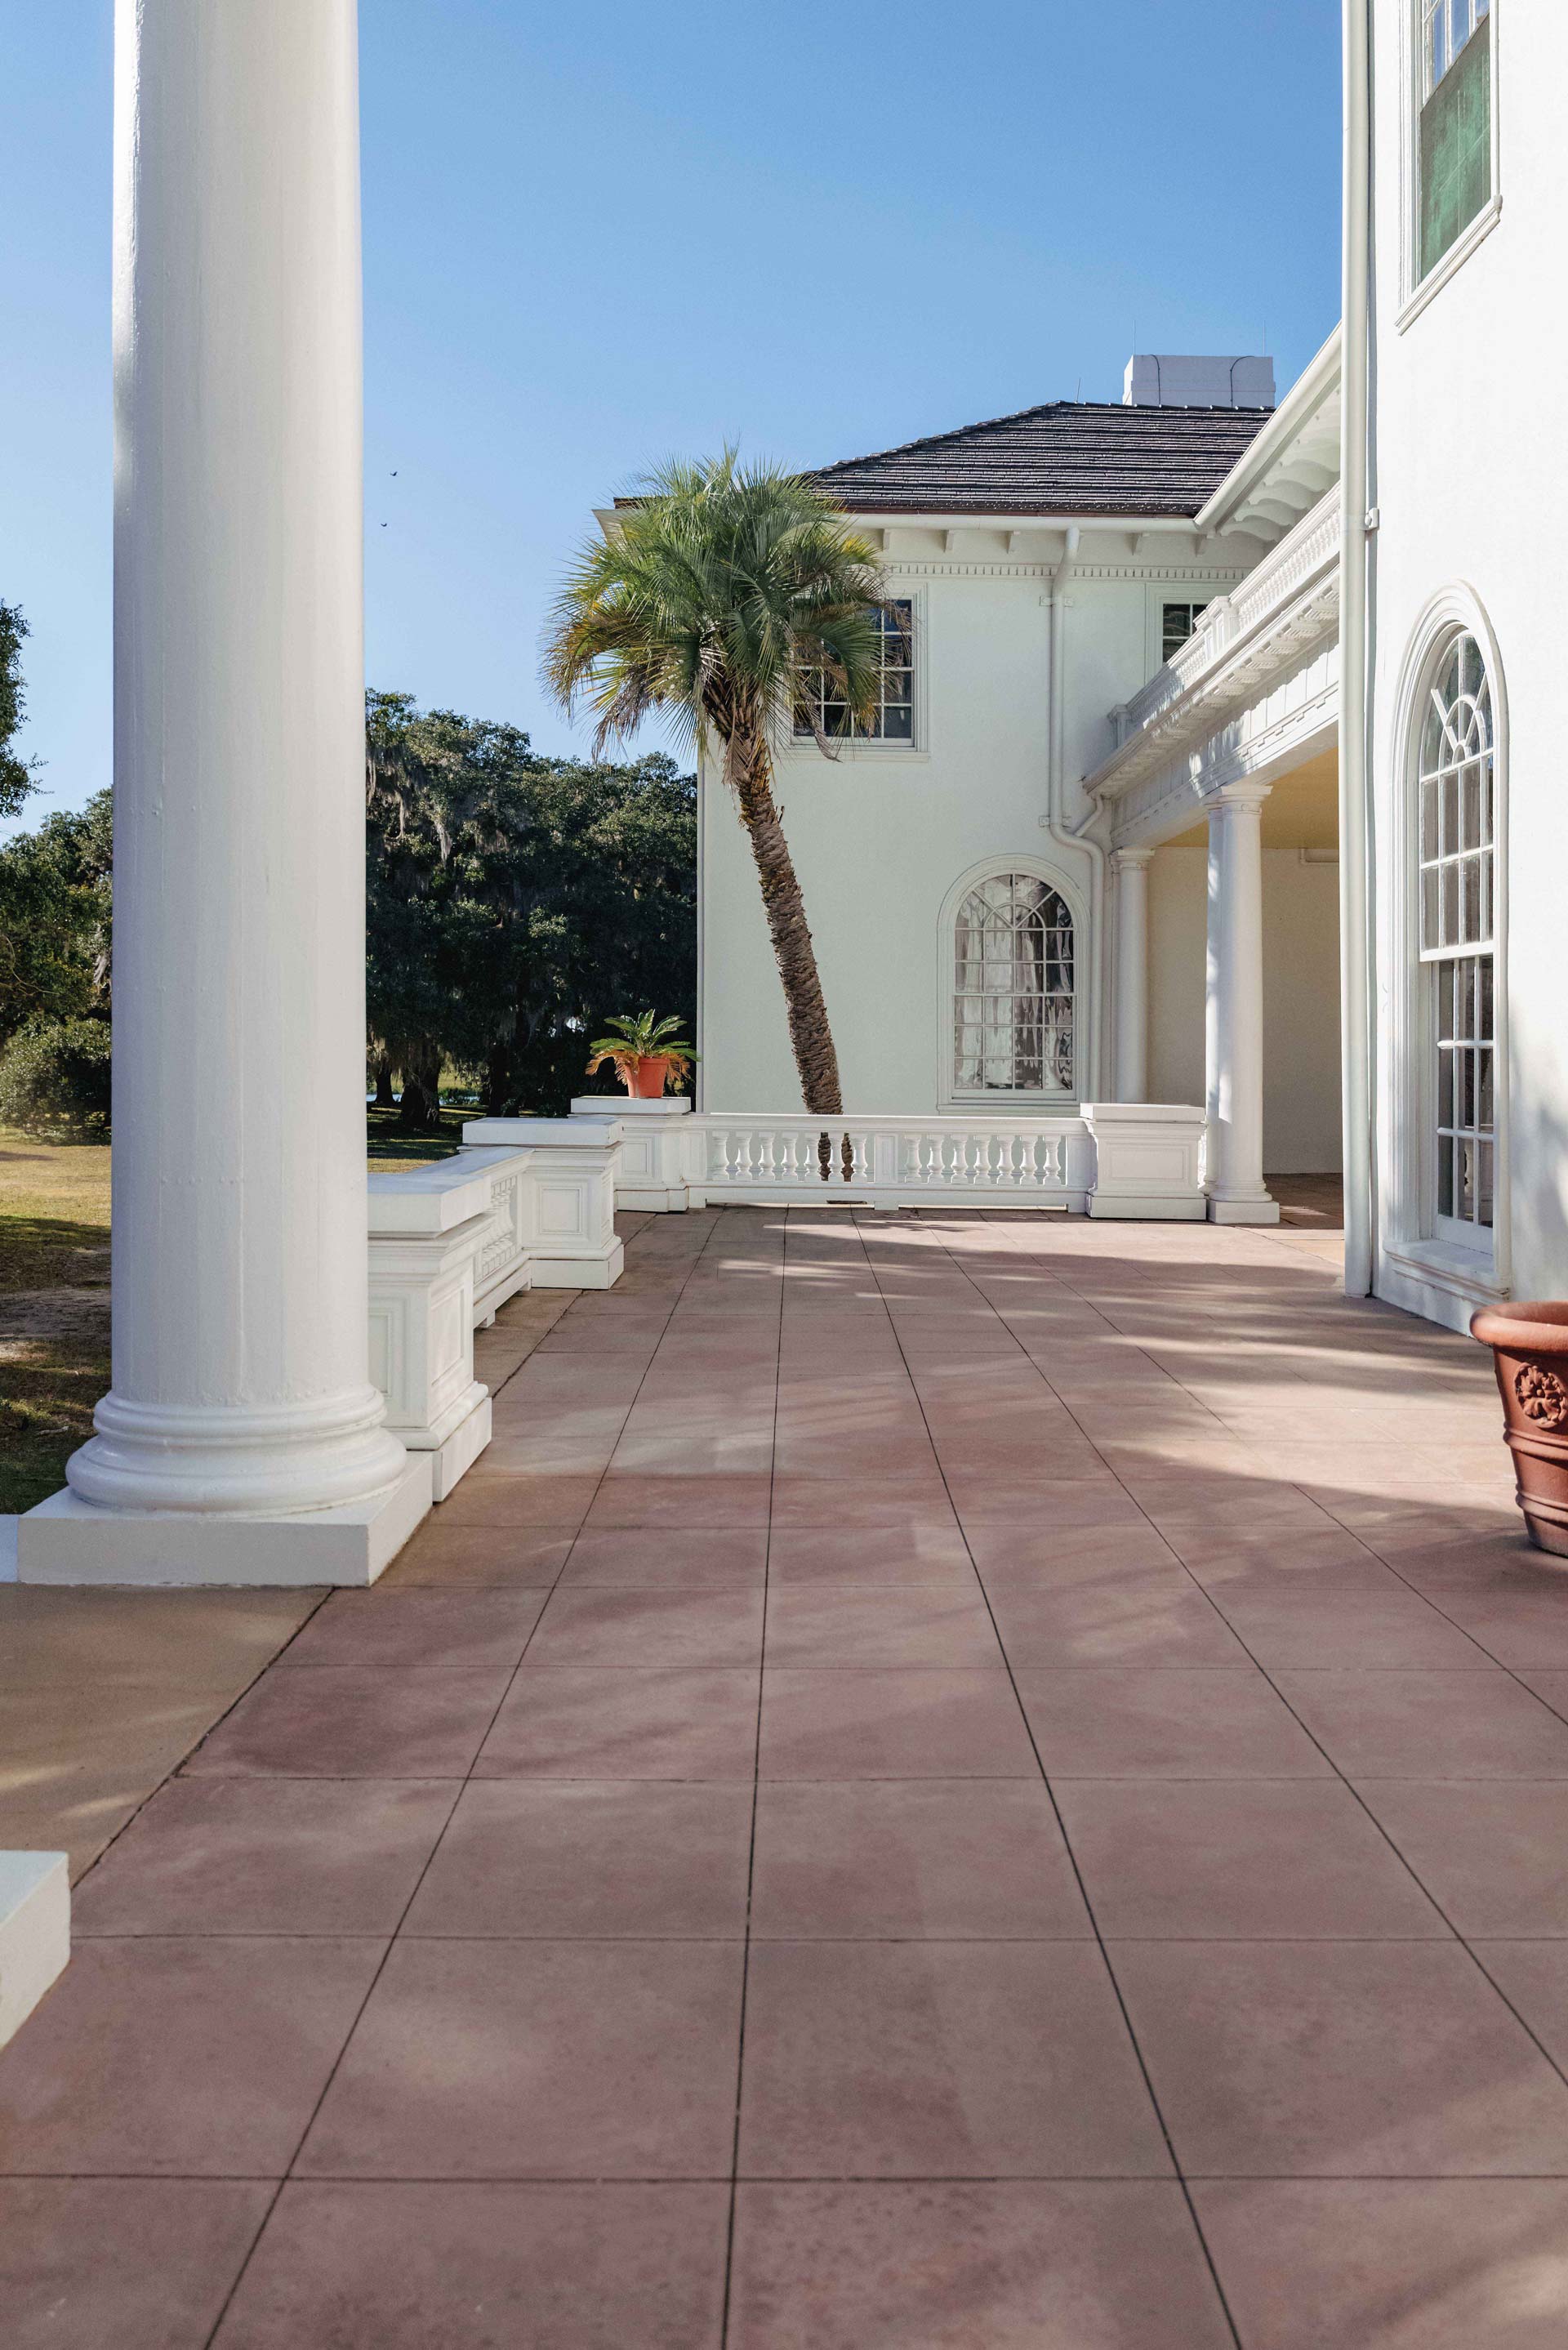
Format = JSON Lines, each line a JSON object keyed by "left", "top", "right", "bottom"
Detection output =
{"left": 0, "top": 1016, "right": 112, "bottom": 1139}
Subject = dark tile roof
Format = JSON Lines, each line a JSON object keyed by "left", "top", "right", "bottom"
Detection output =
{"left": 807, "top": 400, "right": 1272, "bottom": 519}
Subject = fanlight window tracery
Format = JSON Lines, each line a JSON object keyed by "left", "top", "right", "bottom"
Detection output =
{"left": 953, "top": 873, "right": 1075, "bottom": 1098}
{"left": 1417, "top": 631, "right": 1495, "bottom": 1237}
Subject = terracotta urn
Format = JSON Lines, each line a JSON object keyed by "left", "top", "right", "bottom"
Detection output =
{"left": 627, "top": 1055, "right": 674, "bottom": 1099}
{"left": 1471, "top": 1302, "right": 1568, "bottom": 1558}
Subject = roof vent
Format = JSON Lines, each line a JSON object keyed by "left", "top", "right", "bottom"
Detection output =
{"left": 1122, "top": 354, "right": 1276, "bottom": 409}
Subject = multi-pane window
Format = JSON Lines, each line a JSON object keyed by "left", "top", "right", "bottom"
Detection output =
{"left": 1418, "top": 632, "right": 1494, "bottom": 1239}
{"left": 794, "top": 600, "right": 915, "bottom": 742}
{"left": 953, "top": 873, "right": 1075, "bottom": 1098}
{"left": 1161, "top": 601, "right": 1210, "bottom": 663}
{"left": 1419, "top": 0, "right": 1492, "bottom": 279}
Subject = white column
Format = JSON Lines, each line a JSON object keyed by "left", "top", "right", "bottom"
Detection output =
{"left": 20, "top": 0, "right": 427, "bottom": 1585}
{"left": 1205, "top": 786, "right": 1279, "bottom": 1224}
{"left": 1111, "top": 849, "right": 1152, "bottom": 1102}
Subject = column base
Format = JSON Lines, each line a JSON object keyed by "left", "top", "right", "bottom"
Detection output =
{"left": 1089, "top": 1194, "right": 1208, "bottom": 1222}
{"left": 532, "top": 1238, "right": 626, "bottom": 1290}
{"left": 614, "top": 1184, "right": 690, "bottom": 1212}
{"left": 0, "top": 1853, "right": 69, "bottom": 2052}
{"left": 1207, "top": 1195, "right": 1281, "bottom": 1225}
{"left": 16, "top": 1456, "right": 433, "bottom": 1589}
{"left": 404, "top": 1387, "right": 492, "bottom": 1504}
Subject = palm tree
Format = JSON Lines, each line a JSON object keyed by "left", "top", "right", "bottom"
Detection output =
{"left": 543, "top": 452, "right": 891, "bottom": 1115}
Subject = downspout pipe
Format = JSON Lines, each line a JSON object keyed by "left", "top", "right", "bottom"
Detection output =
{"left": 1339, "top": 0, "right": 1374, "bottom": 1297}
{"left": 1045, "top": 526, "right": 1110, "bottom": 1095}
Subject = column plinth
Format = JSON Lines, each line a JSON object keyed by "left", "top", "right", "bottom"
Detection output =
{"left": 20, "top": 0, "right": 425, "bottom": 1585}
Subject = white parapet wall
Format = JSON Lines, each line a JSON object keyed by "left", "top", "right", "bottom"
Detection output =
{"left": 0, "top": 1853, "right": 69, "bottom": 2051}
{"left": 451, "top": 1146, "right": 536, "bottom": 1324}
{"left": 461, "top": 1120, "right": 626, "bottom": 1287}
{"left": 367, "top": 1161, "right": 500, "bottom": 1502}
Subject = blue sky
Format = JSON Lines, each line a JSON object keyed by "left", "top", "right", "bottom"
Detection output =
{"left": 1, "top": 0, "right": 1341, "bottom": 834}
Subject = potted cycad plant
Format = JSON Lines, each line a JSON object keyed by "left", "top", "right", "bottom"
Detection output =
{"left": 1472, "top": 1303, "right": 1568, "bottom": 1558}
{"left": 586, "top": 1011, "right": 697, "bottom": 1100}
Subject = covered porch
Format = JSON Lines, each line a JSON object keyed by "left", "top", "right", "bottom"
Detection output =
{"left": 1090, "top": 420, "right": 1344, "bottom": 1230}
{"left": 7, "top": 1202, "right": 1568, "bottom": 2348}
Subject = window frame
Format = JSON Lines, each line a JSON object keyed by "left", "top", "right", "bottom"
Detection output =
{"left": 1380, "top": 588, "right": 1510, "bottom": 1317}
{"left": 1144, "top": 584, "right": 1221, "bottom": 679}
{"left": 1398, "top": 0, "right": 1501, "bottom": 330}
{"left": 792, "top": 593, "right": 923, "bottom": 754}
{"left": 938, "top": 859, "right": 1085, "bottom": 1113}
{"left": 1416, "top": 633, "right": 1497, "bottom": 1249}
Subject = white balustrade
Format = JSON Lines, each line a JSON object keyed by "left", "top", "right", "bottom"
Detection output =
{"left": 688, "top": 1113, "right": 1093, "bottom": 1211}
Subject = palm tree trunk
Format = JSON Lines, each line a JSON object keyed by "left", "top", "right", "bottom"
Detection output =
{"left": 728, "top": 731, "right": 842, "bottom": 1115}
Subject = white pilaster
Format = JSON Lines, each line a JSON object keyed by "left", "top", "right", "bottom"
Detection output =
{"left": 1111, "top": 849, "right": 1152, "bottom": 1103}
{"left": 20, "top": 0, "right": 425, "bottom": 1585}
{"left": 1205, "top": 786, "right": 1280, "bottom": 1224}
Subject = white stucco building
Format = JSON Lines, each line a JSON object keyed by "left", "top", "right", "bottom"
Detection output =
{"left": 697, "top": 0, "right": 1567, "bottom": 1337}
{"left": 1343, "top": 0, "right": 1567, "bottom": 1335}
{"left": 697, "top": 350, "right": 1345, "bottom": 1226}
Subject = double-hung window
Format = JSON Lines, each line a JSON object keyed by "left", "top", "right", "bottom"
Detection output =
{"left": 795, "top": 600, "right": 915, "bottom": 743}
{"left": 1417, "top": 631, "right": 1495, "bottom": 1245}
{"left": 1419, "top": 0, "right": 1493, "bottom": 281}
{"left": 1161, "top": 600, "right": 1209, "bottom": 664}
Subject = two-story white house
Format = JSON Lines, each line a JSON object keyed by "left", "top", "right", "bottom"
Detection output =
{"left": 694, "top": 346, "right": 1345, "bottom": 1225}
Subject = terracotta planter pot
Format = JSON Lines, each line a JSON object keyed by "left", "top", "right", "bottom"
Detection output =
{"left": 1471, "top": 1301, "right": 1568, "bottom": 1558}
{"left": 627, "top": 1055, "right": 674, "bottom": 1099}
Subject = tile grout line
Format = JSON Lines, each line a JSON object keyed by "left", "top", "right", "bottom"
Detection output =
{"left": 854, "top": 1208, "right": 1247, "bottom": 2350}
{"left": 197, "top": 1208, "right": 728, "bottom": 2348}
{"left": 718, "top": 1205, "right": 789, "bottom": 2350}
{"left": 925, "top": 1214, "right": 1568, "bottom": 2154}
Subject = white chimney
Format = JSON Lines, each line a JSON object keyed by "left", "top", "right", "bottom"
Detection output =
{"left": 1123, "top": 354, "right": 1276, "bottom": 409}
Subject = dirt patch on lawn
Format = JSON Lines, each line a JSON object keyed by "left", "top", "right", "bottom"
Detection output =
{"left": 0, "top": 1286, "right": 111, "bottom": 1353}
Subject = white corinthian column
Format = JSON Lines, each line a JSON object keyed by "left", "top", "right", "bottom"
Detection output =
{"left": 1204, "top": 785, "right": 1280, "bottom": 1225}
{"left": 20, "top": 0, "right": 430, "bottom": 1584}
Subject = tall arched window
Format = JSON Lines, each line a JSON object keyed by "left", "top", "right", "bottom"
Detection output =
{"left": 1418, "top": 631, "right": 1495, "bottom": 1242}
{"left": 953, "top": 872, "right": 1075, "bottom": 1098}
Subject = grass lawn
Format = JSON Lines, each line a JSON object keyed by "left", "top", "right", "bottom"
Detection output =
{"left": 1, "top": 1112, "right": 461, "bottom": 1516}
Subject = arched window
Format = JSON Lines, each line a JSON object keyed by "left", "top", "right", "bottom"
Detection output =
{"left": 1417, "top": 631, "right": 1495, "bottom": 1242}
{"left": 953, "top": 872, "right": 1075, "bottom": 1098}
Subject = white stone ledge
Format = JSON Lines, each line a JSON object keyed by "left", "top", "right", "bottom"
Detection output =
{"left": 0, "top": 1853, "right": 69, "bottom": 2051}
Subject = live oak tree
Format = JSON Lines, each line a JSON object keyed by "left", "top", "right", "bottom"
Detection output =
{"left": 365, "top": 692, "right": 695, "bottom": 1128}
{"left": 0, "top": 790, "right": 113, "bottom": 1051}
{"left": 543, "top": 453, "right": 890, "bottom": 1116}
{"left": 1, "top": 601, "right": 38, "bottom": 820}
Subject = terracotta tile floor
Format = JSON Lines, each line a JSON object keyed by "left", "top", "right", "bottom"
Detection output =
{"left": 9, "top": 1202, "right": 1568, "bottom": 2345}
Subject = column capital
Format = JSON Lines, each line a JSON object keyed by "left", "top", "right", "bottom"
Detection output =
{"left": 1111, "top": 845, "right": 1155, "bottom": 872}
{"left": 1206, "top": 780, "right": 1272, "bottom": 817}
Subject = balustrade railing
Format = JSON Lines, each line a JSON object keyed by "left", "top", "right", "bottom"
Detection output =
{"left": 695, "top": 1113, "right": 1092, "bottom": 1207}
{"left": 1112, "top": 486, "right": 1343, "bottom": 745}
